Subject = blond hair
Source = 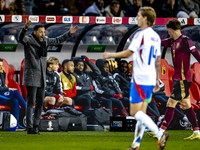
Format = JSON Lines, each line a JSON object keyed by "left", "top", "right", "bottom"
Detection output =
{"left": 47, "top": 57, "right": 59, "bottom": 67}
{"left": 139, "top": 6, "right": 156, "bottom": 27}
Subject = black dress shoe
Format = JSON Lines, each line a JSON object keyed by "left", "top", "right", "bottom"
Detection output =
{"left": 27, "top": 128, "right": 38, "bottom": 134}
{"left": 33, "top": 125, "right": 40, "bottom": 134}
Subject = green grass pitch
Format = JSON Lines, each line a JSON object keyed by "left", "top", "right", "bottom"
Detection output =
{"left": 0, "top": 130, "right": 200, "bottom": 150}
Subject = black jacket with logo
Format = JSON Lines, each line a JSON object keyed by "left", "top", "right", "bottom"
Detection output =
{"left": 45, "top": 70, "right": 63, "bottom": 97}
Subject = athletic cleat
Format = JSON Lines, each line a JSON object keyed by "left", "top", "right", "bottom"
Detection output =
{"left": 158, "top": 132, "right": 169, "bottom": 150}
{"left": 129, "top": 142, "right": 140, "bottom": 150}
{"left": 184, "top": 133, "right": 200, "bottom": 140}
{"left": 147, "top": 132, "right": 157, "bottom": 139}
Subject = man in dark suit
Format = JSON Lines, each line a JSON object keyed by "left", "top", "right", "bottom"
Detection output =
{"left": 19, "top": 20, "right": 78, "bottom": 134}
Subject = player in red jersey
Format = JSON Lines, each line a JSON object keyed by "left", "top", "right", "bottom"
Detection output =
{"left": 160, "top": 19, "right": 200, "bottom": 140}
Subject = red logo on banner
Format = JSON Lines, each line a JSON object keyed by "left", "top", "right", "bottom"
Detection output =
{"left": 113, "top": 18, "right": 122, "bottom": 23}
{"left": 29, "top": 16, "right": 38, "bottom": 22}
{"left": 47, "top": 17, "right": 55, "bottom": 22}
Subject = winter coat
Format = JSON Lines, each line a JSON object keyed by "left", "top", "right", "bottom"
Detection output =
{"left": 113, "top": 68, "right": 131, "bottom": 97}
{"left": 19, "top": 28, "right": 71, "bottom": 87}
{"left": 162, "top": 3, "right": 178, "bottom": 17}
{"left": 105, "top": 5, "right": 124, "bottom": 17}
{"left": 178, "top": 0, "right": 199, "bottom": 15}
{"left": 45, "top": 70, "right": 63, "bottom": 97}
{"left": 94, "top": 59, "right": 122, "bottom": 98}
{"left": 83, "top": 2, "right": 104, "bottom": 16}
{"left": 73, "top": 57, "right": 101, "bottom": 98}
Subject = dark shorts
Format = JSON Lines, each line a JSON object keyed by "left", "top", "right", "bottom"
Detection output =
{"left": 170, "top": 80, "right": 191, "bottom": 101}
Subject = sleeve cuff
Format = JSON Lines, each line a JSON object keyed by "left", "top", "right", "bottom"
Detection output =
{"left": 85, "top": 57, "right": 89, "bottom": 62}
{"left": 22, "top": 28, "right": 27, "bottom": 32}
{"left": 55, "top": 95, "right": 60, "bottom": 100}
{"left": 68, "top": 31, "right": 72, "bottom": 37}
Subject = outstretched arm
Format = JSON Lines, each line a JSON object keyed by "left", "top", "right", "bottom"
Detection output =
{"left": 103, "top": 49, "right": 133, "bottom": 59}
{"left": 47, "top": 24, "right": 78, "bottom": 45}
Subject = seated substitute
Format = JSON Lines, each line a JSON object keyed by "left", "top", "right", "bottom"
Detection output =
{"left": 94, "top": 59, "right": 129, "bottom": 116}
{"left": 73, "top": 56, "right": 112, "bottom": 110}
{"left": 0, "top": 58, "right": 26, "bottom": 129}
{"left": 44, "top": 57, "right": 73, "bottom": 110}
{"left": 60, "top": 59, "right": 91, "bottom": 115}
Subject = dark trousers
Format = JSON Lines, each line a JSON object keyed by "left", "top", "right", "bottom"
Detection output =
{"left": 74, "top": 95, "right": 113, "bottom": 115}
{"left": 74, "top": 95, "right": 92, "bottom": 115}
{"left": 26, "top": 86, "right": 45, "bottom": 128}
{"left": 109, "top": 97, "right": 129, "bottom": 116}
{"left": 120, "top": 97, "right": 130, "bottom": 114}
{"left": 147, "top": 101, "right": 160, "bottom": 118}
{"left": 94, "top": 96, "right": 112, "bottom": 110}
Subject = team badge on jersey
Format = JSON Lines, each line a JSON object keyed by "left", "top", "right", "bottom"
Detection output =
{"left": 176, "top": 43, "right": 180, "bottom": 48}
{"left": 173, "top": 50, "right": 175, "bottom": 57}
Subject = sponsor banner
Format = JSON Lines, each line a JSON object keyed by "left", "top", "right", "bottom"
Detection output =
{"left": 46, "top": 16, "right": 56, "bottom": 23}
{"left": 79, "top": 16, "right": 89, "bottom": 23}
{"left": 178, "top": 18, "right": 187, "bottom": 25}
{"left": 0, "top": 44, "right": 18, "bottom": 52}
{"left": 29, "top": 15, "right": 39, "bottom": 23}
{"left": 129, "top": 17, "right": 137, "bottom": 24}
{"left": 112, "top": 17, "right": 122, "bottom": 24}
{"left": 194, "top": 18, "right": 200, "bottom": 25}
{"left": 96, "top": 17, "right": 106, "bottom": 24}
{"left": 87, "top": 45, "right": 106, "bottom": 52}
{"left": 12, "top": 15, "right": 22, "bottom": 22}
{"left": 63, "top": 16, "right": 73, "bottom": 23}
{"left": 0, "top": 15, "right": 5, "bottom": 22}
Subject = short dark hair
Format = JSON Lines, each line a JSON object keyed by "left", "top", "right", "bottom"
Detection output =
{"left": 33, "top": 24, "right": 45, "bottom": 31}
{"left": 111, "top": 0, "right": 120, "bottom": 6}
{"left": 62, "top": 59, "right": 72, "bottom": 68}
{"left": 0, "top": 58, "right": 3, "bottom": 62}
{"left": 119, "top": 60, "right": 128, "bottom": 67}
{"left": 166, "top": 19, "right": 181, "bottom": 30}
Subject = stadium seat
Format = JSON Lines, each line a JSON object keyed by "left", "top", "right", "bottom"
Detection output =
{"left": 160, "top": 59, "right": 173, "bottom": 97}
{"left": 90, "top": 59, "right": 96, "bottom": 65}
{"left": 19, "top": 58, "right": 27, "bottom": 100}
{"left": 108, "top": 60, "right": 118, "bottom": 73}
{"left": 189, "top": 82, "right": 200, "bottom": 110}
{"left": 3, "top": 59, "right": 22, "bottom": 96}
{"left": 0, "top": 105, "right": 11, "bottom": 109}
{"left": 191, "top": 62, "right": 200, "bottom": 86}
{"left": 74, "top": 105, "right": 83, "bottom": 110}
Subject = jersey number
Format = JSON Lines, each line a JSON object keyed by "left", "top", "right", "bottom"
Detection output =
{"left": 148, "top": 45, "right": 157, "bottom": 65}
